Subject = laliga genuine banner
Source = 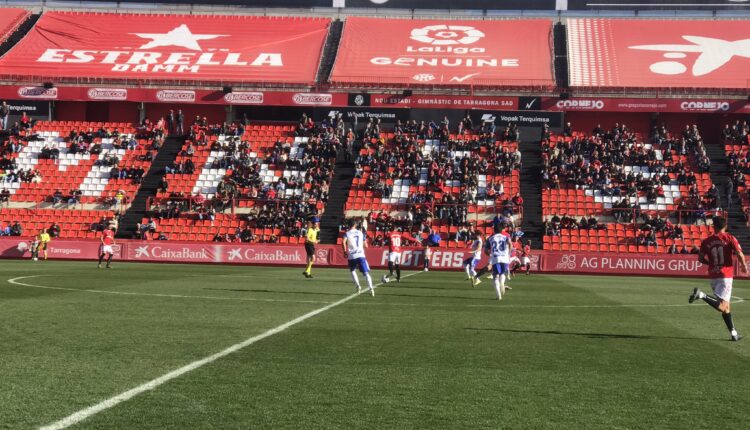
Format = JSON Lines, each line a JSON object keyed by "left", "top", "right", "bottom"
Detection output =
{"left": 568, "top": 19, "right": 750, "bottom": 89}
{"left": 331, "top": 17, "right": 554, "bottom": 87}
{"left": 0, "top": 12, "right": 330, "bottom": 85}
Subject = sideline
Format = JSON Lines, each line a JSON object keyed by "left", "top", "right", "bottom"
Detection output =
{"left": 32, "top": 272, "right": 420, "bottom": 430}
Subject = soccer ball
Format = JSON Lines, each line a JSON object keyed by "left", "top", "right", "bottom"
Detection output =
{"left": 381, "top": 275, "right": 389, "bottom": 284}
{"left": 32, "top": 257, "right": 38, "bottom": 261}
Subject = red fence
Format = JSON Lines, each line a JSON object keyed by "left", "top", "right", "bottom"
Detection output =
{"left": 0, "top": 237, "right": 738, "bottom": 278}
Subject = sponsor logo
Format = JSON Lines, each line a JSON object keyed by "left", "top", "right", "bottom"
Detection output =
{"left": 156, "top": 90, "right": 196, "bottom": 102}
{"left": 50, "top": 247, "right": 82, "bottom": 255}
{"left": 555, "top": 99, "right": 605, "bottom": 110}
{"left": 410, "top": 24, "right": 485, "bottom": 46}
{"left": 679, "top": 101, "right": 730, "bottom": 111}
{"left": 35, "top": 24, "right": 283, "bottom": 74}
{"left": 314, "top": 248, "right": 329, "bottom": 264}
{"left": 87, "top": 88, "right": 128, "bottom": 101}
{"left": 556, "top": 254, "right": 577, "bottom": 270}
{"left": 481, "top": 114, "right": 496, "bottom": 123}
{"left": 16, "top": 242, "right": 28, "bottom": 253}
{"left": 223, "top": 91, "right": 264, "bottom": 104}
{"left": 18, "top": 87, "right": 58, "bottom": 99}
{"left": 353, "top": 94, "right": 365, "bottom": 106}
{"left": 412, "top": 73, "right": 436, "bottom": 82}
{"left": 132, "top": 245, "right": 210, "bottom": 260}
{"left": 228, "top": 247, "right": 304, "bottom": 263}
{"left": 292, "top": 93, "right": 332, "bottom": 106}
{"left": 630, "top": 35, "right": 750, "bottom": 77}
{"left": 369, "top": 23, "right": 519, "bottom": 78}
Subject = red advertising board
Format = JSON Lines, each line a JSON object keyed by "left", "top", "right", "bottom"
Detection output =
{"left": 0, "top": 86, "right": 349, "bottom": 106}
{"left": 568, "top": 19, "right": 750, "bottom": 89}
{"left": 0, "top": 238, "right": 724, "bottom": 278}
{"left": 0, "top": 12, "right": 329, "bottom": 85}
{"left": 542, "top": 97, "right": 750, "bottom": 113}
{"left": 331, "top": 17, "right": 554, "bottom": 87}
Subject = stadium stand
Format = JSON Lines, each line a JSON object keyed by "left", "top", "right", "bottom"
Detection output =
{"left": 341, "top": 120, "right": 523, "bottom": 246}
{"left": 0, "top": 120, "right": 160, "bottom": 239}
{"left": 541, "top": 123, "right": 718, "bottom": 253}
{"left": 144, "top": 116, "right": 336, "bottom": 242}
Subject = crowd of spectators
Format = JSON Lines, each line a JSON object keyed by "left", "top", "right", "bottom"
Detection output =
{"left": 543, "top": 122, "right": 718, "bottom": 222}
{"left": 354, "top": 117, "right": 523, "bottom": 226}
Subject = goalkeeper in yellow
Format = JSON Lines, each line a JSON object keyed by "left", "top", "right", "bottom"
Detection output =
{"left": 303, "top": 217, "right": 320, "bottom": 279}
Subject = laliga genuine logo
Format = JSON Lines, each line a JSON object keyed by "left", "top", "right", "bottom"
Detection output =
{"left": 630, "top": 35, "right": 750, "bottom": 76}
{"left": 556, "top": 255, "right": 577, "bottom": 270}
{"left": 410, "top": 24, "right": 485, "bottom": 46}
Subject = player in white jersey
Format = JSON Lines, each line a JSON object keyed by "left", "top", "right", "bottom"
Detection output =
{"left": 484, "top": 224, "right": 511, "bottom": 301}
{"left": 342, "top": 220, "right": 375, "bottom": 296}
{"left": 463, "top": 233, "right": 483, "bottom": 287}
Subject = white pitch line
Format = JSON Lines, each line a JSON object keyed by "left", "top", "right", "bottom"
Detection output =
{"left": 34, "top": 271, "right": 420, "bottom": 430}
{"left": 7, "top": 275, "right": 334, "bottom": 305}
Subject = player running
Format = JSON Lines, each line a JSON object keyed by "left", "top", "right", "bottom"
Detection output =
{"left": 36, "top": 229, "right": 50, "bottom": 260}
{"left": 689, "top": 216, "right": 746, "bottom": 341}
{"left": 98, "top": 227, "right": 116, "bottom": 269}
{"left": 303, "top": 217, "right": 320, "bottom": 279}
{"left": 520, "top": 240, "right": 533, "bottom": 275}
{"left": 485, "top": 224, "right": 512, "bottom": 301}
{"left": 463, "top": 232, "right": 483, "bottom": 287}
{"left": 382, "top": 227, "right": 413, "bottom": 284}
{"left": 343, "top": 220, "right": 375, "bottom": 296}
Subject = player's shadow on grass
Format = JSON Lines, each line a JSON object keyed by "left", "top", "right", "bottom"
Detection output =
{"left": 204, "top": 287, "right": 348, "bottom": 297}
{"left": 465, "top": 327, "right": 715, "bottom": 341}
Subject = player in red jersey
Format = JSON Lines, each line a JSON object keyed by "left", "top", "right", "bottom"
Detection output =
{"left": 520, "top": 240, "right": 532, "bottom": 275}
{"left": 98, "top": 227, "right": 116, "bottom": 269}
{"left": 689, "top": 216, "right": 746, "bottom": 341}
{"left": 383, "top": 227, "right": 415, "bottom": 283}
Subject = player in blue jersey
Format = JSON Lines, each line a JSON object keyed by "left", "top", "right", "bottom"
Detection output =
{"left": 342, "top": 220, "right": 375, "bottom": 296}
{"left": 484, "top": 223, "right": 511, "bottom": 301}
{"left": 463, "top": 232, "right": 484, "bottom": 287}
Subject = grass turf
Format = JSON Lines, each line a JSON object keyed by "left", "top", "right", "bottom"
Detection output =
{"left": 1, "top": 260, "right": 748, "bottom": 429}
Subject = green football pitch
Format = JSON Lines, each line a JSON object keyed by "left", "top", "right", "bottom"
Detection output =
{"left": 1, "top": 261, "right": 748, "bottom": 429}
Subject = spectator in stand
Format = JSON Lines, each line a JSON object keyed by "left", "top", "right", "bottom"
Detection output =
{"left": 0, "top": 187, "right": 9, "bottom": 207}
{"left": 48, "top": 222, "right": 61, "bottom": 238}
{"left": 0, "top": 101, "right": 9, "bottom": 129}
{"left": 51, "top": 189, "right": 63, "bottom": 205}
{"left": 10, "top": 220, "right": 22, "bottom": 236}
{"left": 67, "top": 189, "right": 82, "bottom": 208}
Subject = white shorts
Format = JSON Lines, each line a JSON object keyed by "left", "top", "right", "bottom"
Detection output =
{"left": 101, "top": 245, "right": 114, "bottom": 255}
{"left": 710, "top": 278, "right": 733, "bottom": 302}
{"left": 388, "top": 252, "right": 402, "bottom": 264}
{"left": 522, "top": 257, "right": 531, "bottom": 265}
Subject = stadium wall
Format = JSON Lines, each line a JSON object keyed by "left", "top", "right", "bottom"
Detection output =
{"left": 0, "top": 237, "right": 725, "bottom": 278}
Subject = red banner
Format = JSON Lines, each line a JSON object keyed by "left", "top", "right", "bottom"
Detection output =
{"left": 0, "top": 86, "right": 349, "bottom": 106}
{"left": 331, "top": 17, "right": 554, "bottom": 87}
{"left": 0, "top": 12, "right": 329, "bottom": 85}
{"left": 541, "top": 97, "right": 750, "bottom": 113}
{"left": 568, "top": 19, "right": 750, "bottom": 90}
{"left": 0, "top": 238, "right": 735, "bottom": 279}
{"left": 539, "top": 251, "right": 705, "bottom": 277}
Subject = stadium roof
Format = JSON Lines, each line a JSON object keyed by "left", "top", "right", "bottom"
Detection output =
{"left": 330, "top": 17, "right": 555, "bottom": 89}
{"left": 0, "top": 12, "right": 330, "bottom": 87}
{"left": 567, "top": 19, "right": 750, "bottom": 91}
{"left": 0, "top": 8, "right": 30, "bottom": 44}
